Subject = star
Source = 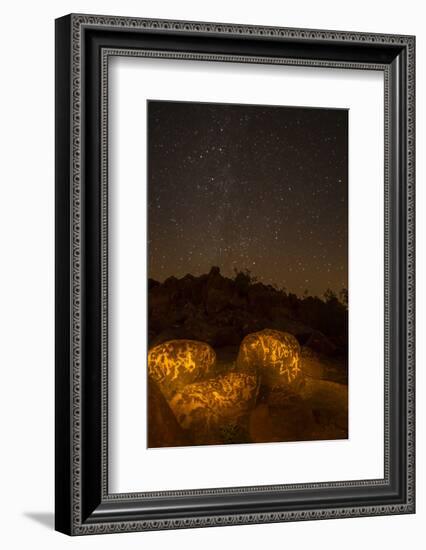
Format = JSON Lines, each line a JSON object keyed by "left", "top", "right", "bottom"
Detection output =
{"left": 148, "top": 100, "right": 348, "bottom": 297}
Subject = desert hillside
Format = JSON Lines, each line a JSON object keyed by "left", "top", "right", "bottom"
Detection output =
{"left": 149, "top": 266, "right": 347, "bottom": 360}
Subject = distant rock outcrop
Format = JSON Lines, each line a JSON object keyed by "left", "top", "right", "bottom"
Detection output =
{"left": 148, "top": 267, "right": 348, "bottom": 358}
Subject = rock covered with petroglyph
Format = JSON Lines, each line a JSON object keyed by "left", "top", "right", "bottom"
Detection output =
{"left": 148, "top": 339, "right": 215, "bottom": 399}
{"left": 169, "top": 372, "right": 259, "bottom": 443}
{"left": 237, "top": 329, "right": 303, "bottom": 389}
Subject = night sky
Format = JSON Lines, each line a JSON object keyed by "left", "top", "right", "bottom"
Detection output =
{"left": 148, "top": 100, "right": 348, "bottom": 297}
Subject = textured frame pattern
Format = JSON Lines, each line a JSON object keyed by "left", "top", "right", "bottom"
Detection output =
{"left": 100, "top": 49, "right": 390, "bottom": 501}
{"left": 57, "top": 13, "right": 415, "bottom": 535}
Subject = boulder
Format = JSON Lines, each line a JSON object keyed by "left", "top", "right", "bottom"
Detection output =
{"left": 148, "top": 339, "right": 216, "bottom": 399}
{"left": 147, "top": 378, "right": 191, "bottom": 448}
{"left": 237, "top": 328, "right": 304, "bottom": 389}
{"left": 169, "top": 372, "right": 259, "bottom": 445}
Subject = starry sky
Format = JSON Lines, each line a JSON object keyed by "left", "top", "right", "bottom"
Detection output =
{"left": 148, "top": 100, "right": 348, "bottom": 297}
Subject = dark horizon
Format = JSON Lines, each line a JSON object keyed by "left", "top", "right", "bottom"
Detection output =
{"left": 148, "top": 100, "right": 348, "bottom": 298}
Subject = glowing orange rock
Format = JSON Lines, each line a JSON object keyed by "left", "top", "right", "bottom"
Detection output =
{"left": 147, "top": 377, "right": 191, "bottom": 448}
{"left": 237, "top": 329, "right": 302, "bottom": 389}
{"left": 169, "top": 372, "right": 259, "bottom": 442}
{"left": 148, "top": 339, "right": 216, "bottom": 399}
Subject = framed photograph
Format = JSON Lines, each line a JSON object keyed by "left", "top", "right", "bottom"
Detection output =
{"left": 55, "top": 14, "right": 415, "bottom": 535}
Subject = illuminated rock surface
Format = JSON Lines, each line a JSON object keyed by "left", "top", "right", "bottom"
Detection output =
{"left": 169, "top": 372, "right": 259, "bottom": 445}
{"left": 146, "top": 331, "right": 348, "bottom": 447}
{"left": 147, "top": 378, "right": 191, "bottom": 448}
{"left": 237, "top": 329, "right": 303, "bottom": 389}
{"left": 148, "top": 339, "right": 215, "bottom": 399}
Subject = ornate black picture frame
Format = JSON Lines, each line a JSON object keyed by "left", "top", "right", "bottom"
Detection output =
{"left": 55, "top": 14, "right": 415, "bottom": 535}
